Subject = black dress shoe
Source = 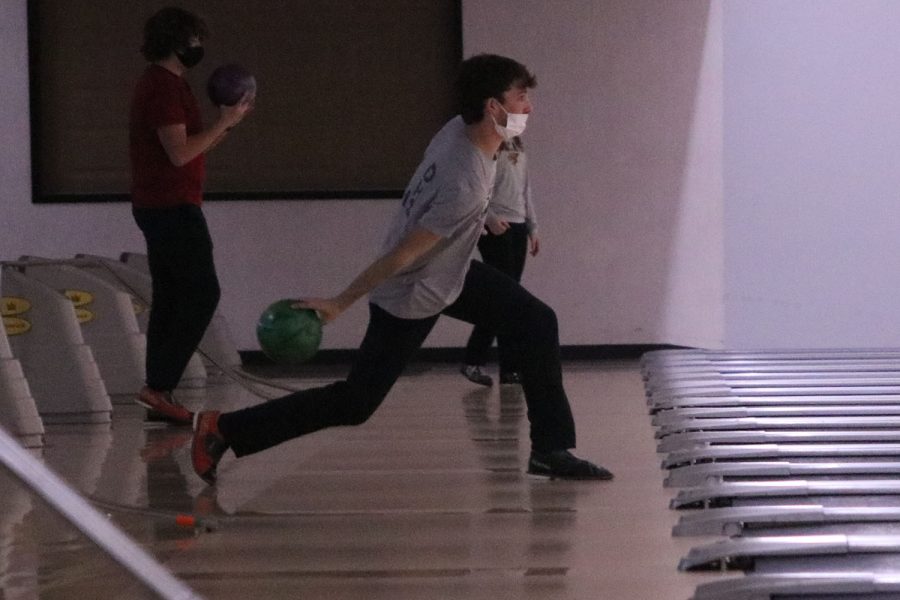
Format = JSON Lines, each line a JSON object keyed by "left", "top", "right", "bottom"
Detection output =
{"left": 499, "top": 371, "right": 522, "bottom": 384}
{"left": 460, "top": 365, "right": 493, "bottom": 386}
{"left": 528, "top": 450, "right": 614, "bottom": 480}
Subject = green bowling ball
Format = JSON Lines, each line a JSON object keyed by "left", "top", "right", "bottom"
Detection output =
{"left": 256, "top": 299, "right": 322, "bottom": 364}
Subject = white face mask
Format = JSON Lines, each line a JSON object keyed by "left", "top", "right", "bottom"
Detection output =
{"left": 493, "top": 104, "right": 528, "bottom": 139}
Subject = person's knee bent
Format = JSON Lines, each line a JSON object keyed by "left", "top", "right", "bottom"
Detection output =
{"left": 206, "top": 279, "right": 221, "bottom": 312}
{"left": 336, "top": 396, "right": 381, "bottom": 426}
{"left": 191, "top": 277, "right": 221, "bottom": 317}
{"left": 342, "top": 403, "right": 378, "bottom": 426}
{"left": 327, "top": 381, "right": 385, "bottom": 426}
{"left": 524, "top": 298, "right": 559, "bottom": 344}
{"left": 530, "top": 297, "right": 558, "bottom": 328}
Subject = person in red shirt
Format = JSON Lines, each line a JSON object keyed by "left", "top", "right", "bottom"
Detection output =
{"left": 129, "top": 6, "right": 252, "bottom": 424}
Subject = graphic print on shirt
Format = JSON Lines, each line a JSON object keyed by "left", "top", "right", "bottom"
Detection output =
{"left": 402, "top": 162, "right": 437, "bottom": 217}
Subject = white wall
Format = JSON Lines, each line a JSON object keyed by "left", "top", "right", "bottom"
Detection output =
{"left": 463, "top": 0, "right": 724, "bottom": 347}
{"left": 723, "top": 0, "right": 900, "bottom": 348}
{"left": 1, "top": 0, "right": 724, "bottom": 351}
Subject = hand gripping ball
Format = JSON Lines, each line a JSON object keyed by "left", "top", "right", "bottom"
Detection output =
{"left": 207, "top": 63, "right": 256, "bottom": 106}
{"left": 256, "top": 300, "right": 322, "bottom": 365}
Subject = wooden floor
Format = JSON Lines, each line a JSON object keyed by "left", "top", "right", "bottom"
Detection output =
{"left": 0, "top": 361, "right": 734, "bottom": 599}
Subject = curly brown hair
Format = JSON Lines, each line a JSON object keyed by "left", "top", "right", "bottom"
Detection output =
{"left": 140, "top": 6, "right": 209, "bottom": 61}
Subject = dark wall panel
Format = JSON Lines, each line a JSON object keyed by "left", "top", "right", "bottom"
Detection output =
{"left": 30, "top": 0, "right": 461, "bottom": 202}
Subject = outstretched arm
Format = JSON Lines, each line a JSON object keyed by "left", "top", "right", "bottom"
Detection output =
{"left": 297, "top": 226, "right": 442, "bottom": 323}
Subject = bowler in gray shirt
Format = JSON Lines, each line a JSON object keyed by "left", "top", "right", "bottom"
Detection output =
{"left": 191, "top": 54, "right": 613, "bottom": 485}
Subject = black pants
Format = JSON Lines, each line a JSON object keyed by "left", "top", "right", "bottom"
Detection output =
{"left": 219, "top": 259, "right": 576, "bottom": 456}
{"left": 133, "top": 204, "right": 221, "bottom": 392}
{"left": 465, "top": 222, "right": 529, "bottom": 373}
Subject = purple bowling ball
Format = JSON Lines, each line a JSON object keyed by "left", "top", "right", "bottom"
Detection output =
{"left": 206, "top": 63, "right": 256, "bottom": 106}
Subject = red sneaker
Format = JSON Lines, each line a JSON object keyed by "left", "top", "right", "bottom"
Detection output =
{"left": 192, "top": 411, "right": 229, "bottom": 484}
{"left": 135, "top": 386, "right": 193, "bottom": 425}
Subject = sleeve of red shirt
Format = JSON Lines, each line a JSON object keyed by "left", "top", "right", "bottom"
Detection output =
{"left": 145, "top": 77, "right": 188, "bottom": 130}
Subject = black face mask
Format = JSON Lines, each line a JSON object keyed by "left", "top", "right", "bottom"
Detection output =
{"left": 175, "top": 46, "right": 204, "bottom": 68}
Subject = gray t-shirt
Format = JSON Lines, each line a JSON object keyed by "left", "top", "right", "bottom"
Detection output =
{"left": 370, "top": 116, "right": 495, "bottom": 319}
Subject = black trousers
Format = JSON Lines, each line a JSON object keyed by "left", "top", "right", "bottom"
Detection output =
{"left": 133, "top": 204, "right": 221, "bottom": 392}
{"left": 219, "top": 259, "right": 576, "bottom": 456}
{"left": 465, "top": 222, "right": 529, "bottom": 372}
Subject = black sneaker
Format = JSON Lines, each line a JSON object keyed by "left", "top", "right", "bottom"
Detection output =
{"left": 460, "top": 365, "right": 493, "bottom": 386}
{"left": 500, "top": 371, "right": 522, "bottom": 385}
{"left": 528, "top": 450, "right": 614, "bottom": 480}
